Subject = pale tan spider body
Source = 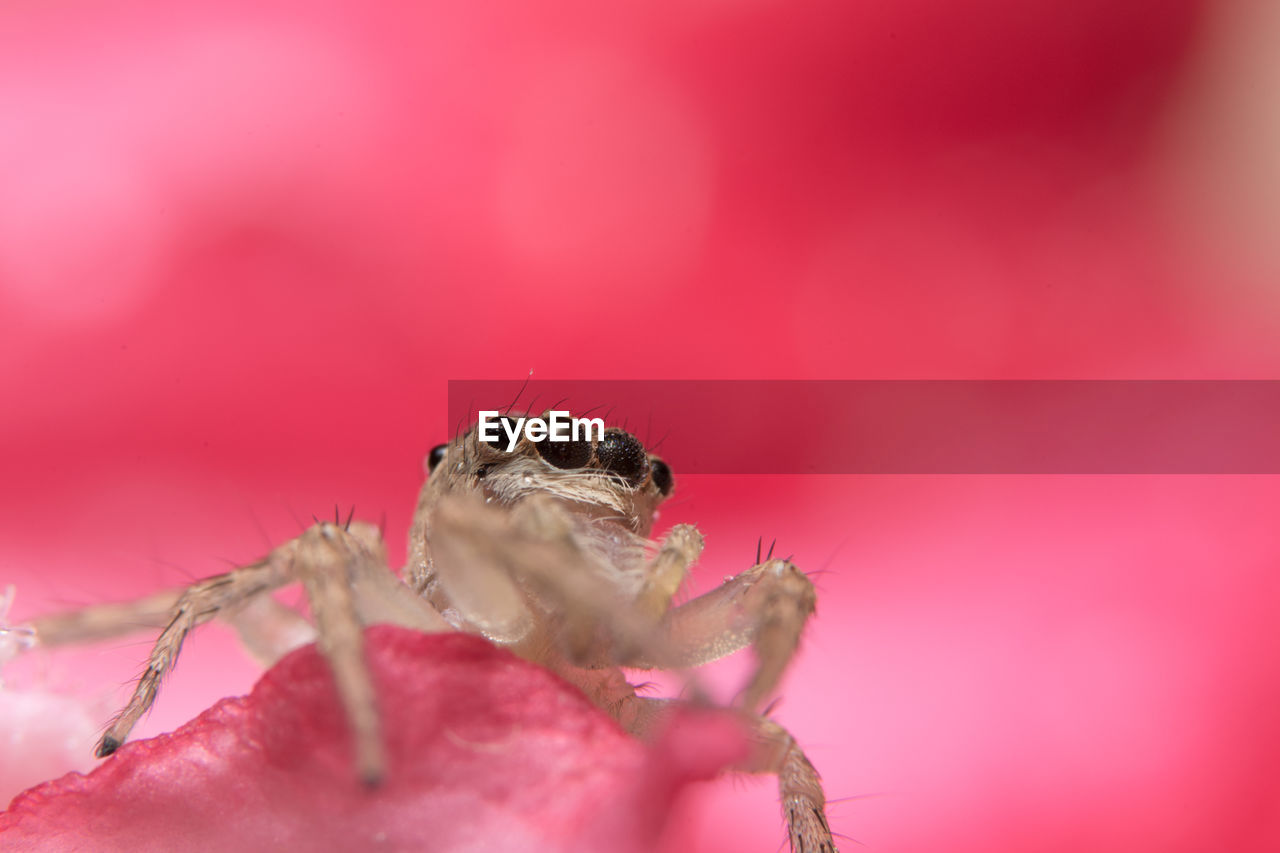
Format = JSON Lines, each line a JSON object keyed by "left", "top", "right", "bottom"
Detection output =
{"left": 24, "top": 414, "right": 837, "bottom": 852}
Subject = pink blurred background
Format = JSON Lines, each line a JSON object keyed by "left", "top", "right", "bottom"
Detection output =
{"left": 3, "top": 0, "right": 1280, "bottom": 850}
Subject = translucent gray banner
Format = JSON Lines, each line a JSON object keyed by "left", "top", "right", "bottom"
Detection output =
{"left": 446, "top": 380, "right": 1280, "bottom": 473}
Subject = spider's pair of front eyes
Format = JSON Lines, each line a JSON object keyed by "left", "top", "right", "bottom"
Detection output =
{"left": 425, "top": 433, "right": 673, "bottom": 496}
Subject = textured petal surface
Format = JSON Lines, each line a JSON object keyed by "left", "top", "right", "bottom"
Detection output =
{"left": 0, "top": 627, "right": 746, "bottom": 853}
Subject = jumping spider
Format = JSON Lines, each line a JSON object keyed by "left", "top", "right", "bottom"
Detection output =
{"left": 25, "top": 413, "right": 836, "bottom": 852}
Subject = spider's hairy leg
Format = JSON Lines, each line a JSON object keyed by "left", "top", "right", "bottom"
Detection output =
{"left": 25, "top": 513, "right": 442, "bottom": 659}
{"left": 28, "top": 581, "right": 315, "bottom": 666}
{"left": 750, "top": 716, "right": 838, "bottom": 853}
{"left": 223, "top": 521, "right": 450, "bottom": 668}
{"left": 25, "top": 510, "right": 446, "bottom": 653}
{"left": 95, "top": 520, "right": 444, "bottom": 785}
{"left": 28, "top": 588, "right": 185, "bottom": 647}
{"left": 23, "top": 571, "right": 316, "bottom": 677}
{"left": 95, "top": 540, "right": 298, "bottom": 758}
{"left": 292, "top": 522, "right": 386, "bottom": 785}
{"left": 30, "top": 584, "right": 339, "bottom": 669}
{"left": 619, "top": 696, "right": 837, "bottom": 853}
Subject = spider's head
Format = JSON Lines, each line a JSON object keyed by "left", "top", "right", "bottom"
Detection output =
{"left": 424, "top": 411, "right": 673, "bottom": 535}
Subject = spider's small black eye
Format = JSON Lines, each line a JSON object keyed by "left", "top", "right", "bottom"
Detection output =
{"left": 480, "top": 416, "right": 520, "bottom": 452}
{"left": 596, "top": 430, "right": 649, "bottom": 487}
{"left": 427, "top": 444, "right": 448, "bottom": 473}
{"left": 536, "top": 435, "right": 593, "bottom": 469}
{"left": 649, "top": 457, "right": 673, "bottom": 496}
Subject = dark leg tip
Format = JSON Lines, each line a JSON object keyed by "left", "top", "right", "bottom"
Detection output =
{"left": 360, "top": 769, "right": 385, "bottom": 790}
{"left": 96, "top": 736, "right": 121, "bottom": 758}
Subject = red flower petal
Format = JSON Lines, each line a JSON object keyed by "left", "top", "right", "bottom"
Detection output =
{"left": 1, "top": 626, "right": 747, "bottom": 852}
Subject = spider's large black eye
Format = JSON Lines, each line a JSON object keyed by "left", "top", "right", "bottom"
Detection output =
{"left": 596, "top": 430, "right": 649, "bottom": 486}
{"left": 649, "top": 457, "right": 673, "bottom": 496}
{"left": 536, "top": 435, "right": 593, "bottom": 469}
{"left": 427, "top": 444, "right": 448, "bottom": 473}
{"left": 480, "top": 416, "right": 520, "bottom": 452}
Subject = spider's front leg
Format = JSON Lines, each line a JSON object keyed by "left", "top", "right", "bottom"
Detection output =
{"left": 626, "top": 557, "right": 834, "bottom": 852}
{"left": 622, "top": 695, "right": 837, "bottom": 853}
{"left": 92, "top": 536, "right": 298, "bottom": 758}
{"left": 655, "top": 556, "right": 818, "bottom": 712}
{"left": 26, "top": 588, "right": 184, "bottom": 648}
{"left": 91, "top": 520, "right": 446, "bottom": 785}
{"left": 750, "top": 716, "right": 837, "bottom": 853}
{"left": 30, "top": 577, "right": 322, "bottom": 668}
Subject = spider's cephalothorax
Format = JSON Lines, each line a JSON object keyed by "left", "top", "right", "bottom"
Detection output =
{"left": 427, "top": 414, "right": 670, "bottom": 531}
{"left": 24, "top": 411, "right": 838, "bottom": 853}
{"left": 406, "top": 414, "right": 676, "bottom": 652}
